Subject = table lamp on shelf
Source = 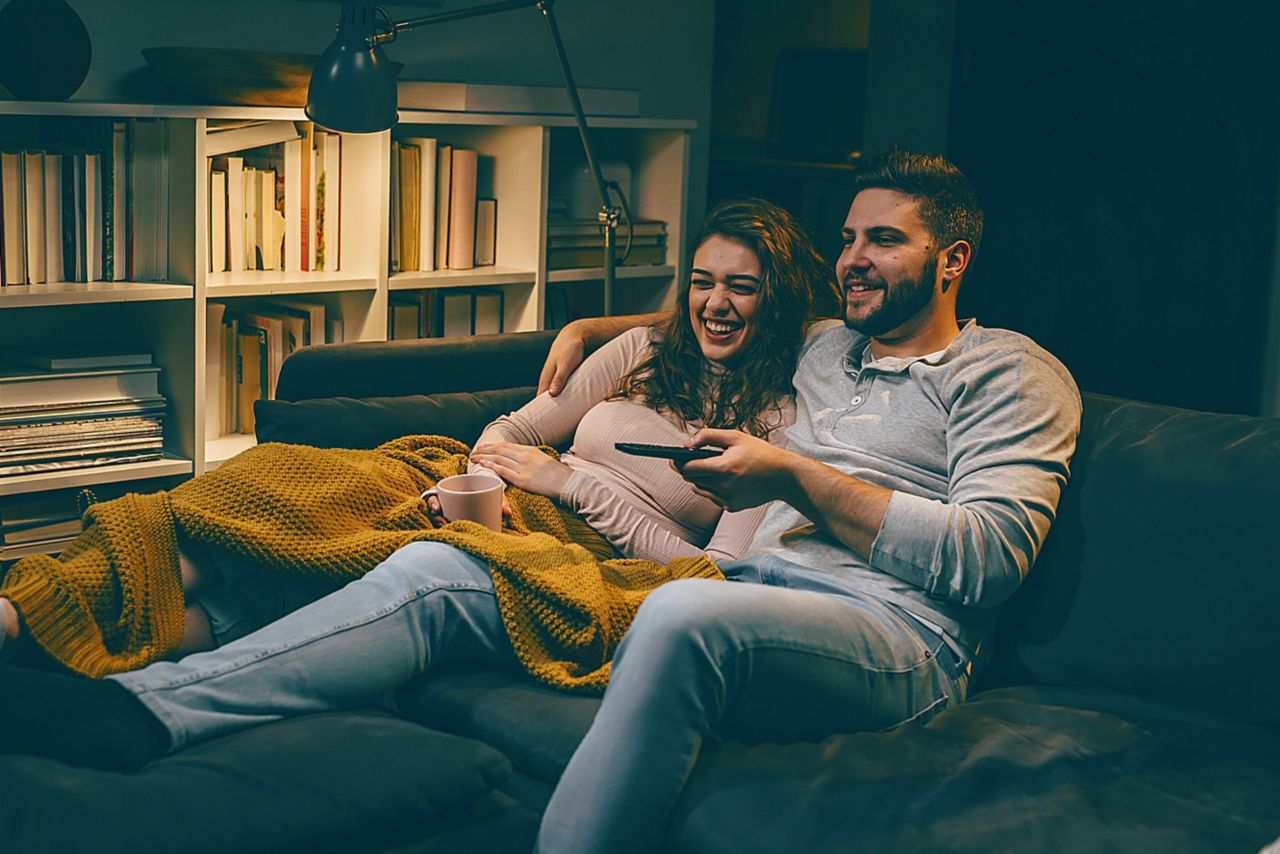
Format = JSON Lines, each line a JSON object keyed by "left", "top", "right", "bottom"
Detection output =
{"left": 305, "top": 0, "right": 628, "bottom": 314}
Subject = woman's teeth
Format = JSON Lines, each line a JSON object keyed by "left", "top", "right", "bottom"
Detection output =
{"left": 704, "top": 319, "right": 738, "bottom": 334}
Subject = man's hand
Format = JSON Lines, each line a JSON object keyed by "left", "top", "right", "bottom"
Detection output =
{"left": 537, "top": 312, "right": 672, "bottom": 396}
{"left": 676, "top": 428, "right": 796, "bottom": 511}
{"left": 537, "top": 323, "right": 588, "bottom": 397}
{"left": 469, "top": 442, "right": 573, "bottom": 499}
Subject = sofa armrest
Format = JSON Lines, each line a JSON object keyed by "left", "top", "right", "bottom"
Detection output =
{"left": 275, "top": 330, "right": 559, "bottom": 402}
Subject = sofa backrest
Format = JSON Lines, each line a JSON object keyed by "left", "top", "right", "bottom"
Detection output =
{"left": 981, "top": 392, "right": 1280, "bottom": 730}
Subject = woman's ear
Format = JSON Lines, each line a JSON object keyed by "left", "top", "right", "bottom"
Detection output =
{"left": 939, "top": 240, "right": 972, "bottom": 293}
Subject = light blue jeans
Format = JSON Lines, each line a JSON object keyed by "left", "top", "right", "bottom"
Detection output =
{"left": 111, "top": 541, "right": 517, "bottom": 751}
{"left": 535, "top": 554, "right": 969, "bottom": 854}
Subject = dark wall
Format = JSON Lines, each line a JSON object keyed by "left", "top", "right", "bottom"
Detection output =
{"left": 948, "top": 0, "right": 1279, "bottom": 415}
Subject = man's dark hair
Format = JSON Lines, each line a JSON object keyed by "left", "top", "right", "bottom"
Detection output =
{"left": 851, "top": 148, "right": 984, "bottom": 256}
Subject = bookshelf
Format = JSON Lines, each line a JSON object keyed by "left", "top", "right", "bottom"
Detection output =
{"left": 0, "top": 100, "right": 693, "bottom": 529}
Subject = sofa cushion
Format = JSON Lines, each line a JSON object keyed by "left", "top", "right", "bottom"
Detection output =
{"left": 0, "top": 709, "right": 512, "bottom": 854}
{"left": 254, "top": 387, "right": 537, "bottom": 449}
{"left": 397, "top": 667, "right": 601, "bottom": 785}
{"left": 668, "top": 685, "right": 1280, "bottom": 854}
{"left": 983, "top": 392, "right": 1280, "bottom": 729}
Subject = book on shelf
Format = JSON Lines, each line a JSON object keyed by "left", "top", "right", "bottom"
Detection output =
{"left": 267, "top": 298, "right": 326, "bottom": 347}
{"left": 236, "top": 312, "right": 285, "bottom": 399}
{"left": 242, "top": 166, "right": 258, "bottom": 269}
{"left": 209, "top": 168, "right": 227, "bottom": 272}
{"left": 224, "top": 315, "right": 239, "bottom": 434}
{"left": 473, "top": 288, "right": 504, "bottom": 335}
{"left": 205, "top": 120, "right": 301, "bottom": 159}
{"left": 389, "top": 294, "right": 422, "bottom": 340}
{"left": 299, "top": 121, "right": 316, "bottom": 272}
{"left": 101, "top": 120, "right": 128, "bottom": 283}
{"left": 397, "top": 81, "right": 639, "bottom": 116}
{"left": 0, "top": 363, "right": 162, "bottom": 409}
{"left": 236, "top": 327, "right": 266, "bottom": 434}
{"left": 0, "top": 344, "right": 152, "bottom": 371}
{"left": 547, "top": 217, "right": 668, "bottom": 240}
{"left": 217, "top": 155, "right": 245, "bottom": 273}
{"left": 0, "top": 451, "right": 163, "bottom": 478}
{"left": 447, "top": 148, "right": 478, "bottom": 270}
{"left": 205, "top": 302, "right": 226, "bottom": 439}
{"left": 389, "top": 141, "right": 401, "bottom": 273}
{"left": 398, "top": 142, "right": 421, "bottom": 271}
{"left": 22, "top": 151, "right": 46, "bottom": 284}
{"left": 1, "top": 151, "right": 27, "bottom": 286}
{"left": 401, "top": 136, "right": 437, "bottom": 272}
{"left": 283, "top": 137, "right": 303, "bottom": 272}
{"left": 429, "top": 287, "right": 504, "bottom": 338}
{"left": 130, "top": 118, "right": 170, "bottom": 282}
{"left": 434, "top": 143, "right": 452, "bottom": 274}
{"left": 315, "top": 130, "right": 340, "bottom": 271}
{"left": 0, "top": 492, "right": 82, "bottom": 545}
{"left": 84, "top": 151, "right": 102, "bottom": 282}
{"left": 474, "top": 197, "right": 497, "bottom": 267}
{"left": 43, "top": 153, "right": 64, "bottom": 283}
{"left": 326, "top": 317, "right": 344, "bottom": 345}
{"left": 0, "top": 396, "right": 167, "bottom": 427}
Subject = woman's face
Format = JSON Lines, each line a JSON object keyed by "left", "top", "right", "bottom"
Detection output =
{"left": 687, "top": 234, "right": 763, "bottom": 367}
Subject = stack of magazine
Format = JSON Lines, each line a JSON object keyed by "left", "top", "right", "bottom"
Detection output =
{"left": 546, "top": 217, "right": 667, "bottom": 270}
{"left": 0, "top": 344, "right": 166, "bottom": 478}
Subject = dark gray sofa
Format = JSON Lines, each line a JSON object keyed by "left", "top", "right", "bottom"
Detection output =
{"left": 2, "top": 329, "right": 1278, "bottom": 853}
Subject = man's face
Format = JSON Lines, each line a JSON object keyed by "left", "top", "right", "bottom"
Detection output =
{"left": 836, "top": 189, "right": 941, "bottom": 338}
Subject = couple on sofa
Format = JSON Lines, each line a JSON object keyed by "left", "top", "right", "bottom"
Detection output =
{"left": 0, "top": 149, "right": 1081, "bottom": 853}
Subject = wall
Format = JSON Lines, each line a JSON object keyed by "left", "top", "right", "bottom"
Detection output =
{"left": 64, "top": 0, "right": 716, "bottom": 223}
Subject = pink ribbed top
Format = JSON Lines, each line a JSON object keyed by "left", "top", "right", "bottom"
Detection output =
{"left": 473, "top": 327, "right": 793, "bottom": 564}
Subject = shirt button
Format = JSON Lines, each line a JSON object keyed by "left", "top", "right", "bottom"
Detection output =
{"left": 851, "top": 395, "right": 863, "bottom": 405}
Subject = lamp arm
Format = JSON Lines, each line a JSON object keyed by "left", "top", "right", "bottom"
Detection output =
{"left": 375, "top": 0, "right": 542, "bottom": 42}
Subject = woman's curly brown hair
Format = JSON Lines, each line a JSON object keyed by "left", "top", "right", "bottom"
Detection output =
{"left": 615, "top": 197, "right": 840, "bottom": 438}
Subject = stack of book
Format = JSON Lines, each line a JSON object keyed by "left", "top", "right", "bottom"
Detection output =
{"left": 0, "top": 344, "right": 167, "bottom": 477}
{"left": 0, "top": 118, "right": 170, "bottom": 287}
{"left": 546, "top": 217, "right": 667, "bottom": 270}
{"left": 0, "top": 491, "right": 82, "bottom": 557}
{"left": 206, "top": 120, "right": 341, "bottom": 274}
{"left": 389, "top": 137, "right": 496, "bottom": 274}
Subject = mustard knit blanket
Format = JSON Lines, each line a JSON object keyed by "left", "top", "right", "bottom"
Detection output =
{"left": 0, "top": 436, "right": 722, "bottom": 691}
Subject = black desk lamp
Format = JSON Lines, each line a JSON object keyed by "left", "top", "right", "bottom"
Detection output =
{"left": 306, "top": 0, "right": 625, "bottom": 315}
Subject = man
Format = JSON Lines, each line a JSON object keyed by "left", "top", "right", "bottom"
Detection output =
{"left": 533, "top": 148, "right": 1081, "bottom": 852}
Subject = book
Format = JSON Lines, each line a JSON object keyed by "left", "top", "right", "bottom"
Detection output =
{"left": 434, "top": 143, "right": 452, "bottom": 274}
{"left": 205, "top": 301, "right": 226, "bottom": 440}
{"left": 547, "top": 243, "right": 667, "bottom": 270}
{"left": 315, "top": 131, "right": 341, "bottom": 271}
{"left": 237, "top": 312, "right": 284, "bottom": 399}
{"left": 236, "top": 328, "right": 264, "bottom": 434}
{"left": 397, "top": 81, "right": 639, "bottom": 116}
{"left": 0, "top": 493, "right": 81, "bottom": 545}
{"left": 400, "top": 136, "right": 437, "bottom": 272}
{"left": 0, "top": 364, "right": 161, "bottom": 409}
{"left": 209, "top": 168, "right": 227, "bottom": 272}
{"left": 298, "top": 121, "right": 315, "bottom": 272}
{"left": 224, "top": 315, "right": 238, "bottom": 434}
{"left": 389, "top": 140, "right": 401, "bottom": 273}
{"left": 130, "top": 118, "right": 170, "bottom": 282}
{"left": 84, "top": 152, "right": 102, "bottom": 281}
{"left": 283, "top": 137, "right": 302, "bottom": 271}
{"left": 267, "top": 298, "right": 325, "bottom": 347}
{"left": 219, "top": 155, "right": 245, "bottom": 273}
{"left": 447, "top": 148, "right": 478, "bottom": 270}
{"left": 474, "top": 197, "right": 497, "bottom": 266}
{"left": 0, "top": 396, "right": 167, "bottom": 427}
{"left": 325, "top": 317, "right": 344, "bottom": 345}
{"left": 1, "top": 151, "right": 26, "bottom": 285}
{"left": 22, "top": 151, "right": 45, "bottom": 284}
{"left": 398, "top": 142, "right": 421, "bottom": 271}
{"left": 99, "top": 128, "right": 115, "bottom": 282}
{"left": 547, "top": 217, "right": 667, "bottom": 240}
{"left": 1, "top": 344, "right": 152, "bottom": 371}
{"left": 43, "top": 153, "right": 64, "bottom": 283}
{"left": 437, "top": 289, "right": 474, "bottom": 337}
{"left": 242, "top": 165, "right": 258, "bottom": 268}
{"left": 110, "top": 120, "right": 128, "bottom": 282}
{"left": 206, "top": 121, "right": 300, "bottom": 158}
{"left": 473, "top": 288, "right": 504, "bottom": 335}
{"left": 389, "top": 294, "right": 421, "bottom": 340}
{"left": 0, "top": 451, "right": 163, "bottom": 478}
{"left": 256, "top": 167, "right": 278, "bottom": 270}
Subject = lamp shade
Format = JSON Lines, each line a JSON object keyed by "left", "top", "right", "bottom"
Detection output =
{"left": 305, "top": 27, "right": 398, "bottom": 133}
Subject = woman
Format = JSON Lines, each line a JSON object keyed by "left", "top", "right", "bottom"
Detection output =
{"left": 0, "top": 197, "right": 839, "bottom": 772}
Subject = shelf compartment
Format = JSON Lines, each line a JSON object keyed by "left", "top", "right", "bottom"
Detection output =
{"left": 0, "top": 281, "right": 193, "bottom": 309}
{"left": 389, "top": 265, "right": 536, "bottom": 290}
{"left": 204, "top": 432, "right": 257, "bottom": 471}
{"left": 0, "top": 454, "right": 194, "bottom": 498}
{"left": 206, "top": 271, "right": 378, "bottom": 298}
{"left": 0, "top": 535, "right": 79, "bottom": 563}
{"left": 547, "top": 264, "right": 676, "bottom": 284}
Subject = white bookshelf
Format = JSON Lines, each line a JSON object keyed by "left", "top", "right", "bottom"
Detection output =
{"left": 0, "top": 100, "right": 693, "bottom": 515}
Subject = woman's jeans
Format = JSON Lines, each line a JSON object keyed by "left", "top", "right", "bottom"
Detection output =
{"left": 111, "top": 542, "right": 517, "bottom": 750}
{"left": 536, "top": 554, "right": 969, "bottom": 854}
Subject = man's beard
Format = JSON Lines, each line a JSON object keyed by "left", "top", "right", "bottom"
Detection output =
{"left": 843, "top": 256, "right": 938, "bottom": 337}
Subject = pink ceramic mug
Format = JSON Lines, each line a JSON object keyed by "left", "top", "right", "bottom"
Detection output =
{"left": 421, "top": 474, "right": 504, "bottom": 532}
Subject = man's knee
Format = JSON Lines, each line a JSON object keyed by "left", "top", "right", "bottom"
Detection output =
{"left": 626, "top": 579, "right": 741, "bottom": 651}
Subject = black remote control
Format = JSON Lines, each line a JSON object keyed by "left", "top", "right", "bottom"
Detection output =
{"left": 615, "top": 442, "right": 724, "bottom": 462}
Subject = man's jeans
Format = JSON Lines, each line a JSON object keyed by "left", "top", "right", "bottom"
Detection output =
{"left": 112, "top": 542, "right": 517, "bottom": 751}
{"left": 536, "top": 554, "right": 969, "bottom": 854}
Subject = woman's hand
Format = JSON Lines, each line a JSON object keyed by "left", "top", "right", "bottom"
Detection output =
{"left": 469, "top": 442, "right": 573, "bottom": 499}
{"left": 425, "top": 492, "right": 514, "bottom": 527}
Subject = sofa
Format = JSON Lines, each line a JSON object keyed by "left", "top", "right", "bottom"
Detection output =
{"left": 2, "top": 329, "right": 1278, "bottom": 853}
